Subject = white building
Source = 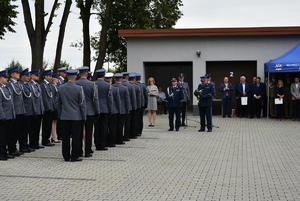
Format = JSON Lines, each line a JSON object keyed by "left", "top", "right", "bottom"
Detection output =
{"left": 119, "top": 27, "right": 300, "bottom": 114}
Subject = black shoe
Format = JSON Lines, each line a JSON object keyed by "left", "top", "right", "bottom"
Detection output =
{"left": 0, "top": 156, "right": 8, "bottom": 161}
{"left": 27, "top": 148, "right": 36, "bottom": 152}
{"left": 116, "top": 142, "right": 125, "bottom": 145}
{"left": 182, "top": 123, "right": 186, "bottom": 126}
{"left": 198, "top": 129, "right": 205, "bottom": 132}
{"left": 70, "top": 158, "right": 82, "bottom": 162}
{"left": 123, "top": 138, "right": 130, "bottom": 141}
{"left": 107, "top": 144, "right": 116, "bottom": 147}
{"left": 222, "top": 116, "right": 226, "bottom": 118}
{"left": 5, "top": 154, "right": 15, "bottom": 159}
{"left": 85, "top": 153, "right": 93, "bottom": 157}
{"left": 20, "top": 149, "right": 32, "bottom": 153}
{"left": 51, "top": 138, "right": 61, "bottom": 143}
{"left": 90, "top": 150, "right": 94, "bottom": 153}
{"left": 96, "top": 147, "right": 108, "bottom": 151}
{"left": 10, "top": 151, "right": 22, "bottom": 156}
{"left": 42, "top": 143, "right": 55, "bottom": 146}
{"left": 228, "top": 115, "right": 231, "bottom": 118}
{"left": 249, "top": 116, "right": 254, "bottom": 119}
{"left": 130, "top": 136, "right": 137, "bottom": 139}
{"left": 207, "top": 129, "right": 212, "bottom": 132}
{"left": 137, "top": 134, "right": 142, "bottom": 136}
{"left": 168, "top": 129, "right": 173, "bottom": 131}
{"left": 176, "top": 129, "right": 179, "bottom": 131}
{"left": 37, "top": 145, "right": 45, "bottom": 149}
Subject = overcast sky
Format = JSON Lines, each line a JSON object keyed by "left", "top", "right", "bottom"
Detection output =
{"left": 1, "top": 0, "right": 300, "bottom": 71}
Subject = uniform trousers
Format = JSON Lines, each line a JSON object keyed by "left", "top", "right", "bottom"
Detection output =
{"left": 42, "top": 111, "right": 54, "bottom": 145}
{"left": 168, "top": 107, "right": 181, "bottom": 130}
{"left": 84, "top": 115, "right": 95, "bottom": 154}
{"left": 138, "top": 108, "right": 144, "bottom": 134}
{"left": 222, "top": 97, "right": 231, "bottom": 116}
{"left": 0, "top": 120, "right": 7, "bottom": 157}
{"left": 8, "top": 114, "right": 24, "bottom": 153}
{"left": 19, "top": 115, "right": 34, "bottom": 150}
{"left": 124, "top": 112, "right": 132, "bottom": 141}
{"left": 284, "top": 98, "right": 293, "bottom": 117}
{"left": 180, "top": 102, "right": 187, "bottom": 125}
{"left": 107, "top": 114, "right": 117, "bottom": 146}
{"left": 56, "top": 119, "right": 63, "bottom": 140}
{"left": 269, "top": 97, "right": 276, "bottom": 117}
{"left": 199, "top": 106, "right": 212, "bottom": 130}
{"left": 29, "top": 115, "right": 42, "bottom": 149}
{"left": 94, "top": 113, "right": 108, "bottom": 149}
{"left": 61, "top": 120, "right": 82, "bottom": 161}
{"left": 116, "top": 114, "right": 126, "bottom": 144}
{"left": 130, "top": 109, "right": 138, "bottom": 138}
{"left": 293, "top": 100, "right": 300, "bottom": 119}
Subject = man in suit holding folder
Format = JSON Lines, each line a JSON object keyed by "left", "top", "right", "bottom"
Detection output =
{"left": 236, "top": 76, "right": 250, "bottom": 118}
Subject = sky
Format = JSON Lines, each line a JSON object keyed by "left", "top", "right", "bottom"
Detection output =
{"left": 1, "top": 0, "right": 300, "bottom": 71}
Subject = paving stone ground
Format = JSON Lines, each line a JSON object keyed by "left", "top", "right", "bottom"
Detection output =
{"left": 1, "top": 114, "right": 300, "bottom": 201}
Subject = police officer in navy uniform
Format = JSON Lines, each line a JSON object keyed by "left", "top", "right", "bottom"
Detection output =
{"left": 113, "top": 73, "right": 130, "bottom": 145}
{"left": 57, "top": 67, "right": 67, "bottom": 85}
{"left": 19, "top": 68, "right": 37, "bottom": 153}
{"left": 29, "top": 69, "right": 45, "bottom": 150}
{"left": 94, "top": 69, "right": 113, "bottom": 150}
{"left": 105, "top": 73, "right": 121, "bottom": 147}
{"left": 7, "top": 66, "right": 26, "bottom": 156}
{"left": 77, "top": 66, "right": 100, "bottom": 157}
{"left": 0, "top": 70, "right": 16, "bottom": 160}
{"left": 40, "top": 70, "right": 55, "bottom": 146}
{"left": 194, "top": 76, "right": 214, "bottom": 132}
{"left": 129, "top": 73, "right": 141, "bottom": 139}
{"left": 177, "top": 73, "right": 190, "bottom": 126}
{"left": 56, "top": 69, "right": 86, "bottom": 162}
{"left": 166, "top": 77, "right": 184, "bottom": 131}
{"left": 122, "top": 72, "right": 136, "bottom": 141}
{"left": 136, "top": 73, "right": 147, "bottom": 136}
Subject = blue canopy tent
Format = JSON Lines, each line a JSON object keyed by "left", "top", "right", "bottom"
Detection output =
{"left": 264, "top": 42, "right": 300, "bottom": 118}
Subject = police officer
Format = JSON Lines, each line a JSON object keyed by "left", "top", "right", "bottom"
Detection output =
{"left": 77, "top": 67, "right": 100, "bottom": 157}
{"left": 129, "top": 73, "right": 141, "bottom": 139}
{"left": 29, "top": 69, "right": 45, "bottom": 150}
{"left": 0, "top": 70, "right": 16, "bottom": 160}
{"left": 194, "top": 76, "right": 214, "bottom": 132}
{"left": 40, "top": 70, "right": 55, "bottom": 146}
{"left": 177, "top": 73, "right": 190, "bottom": 126}
{"left": 19, "top": 68, "right": 37, "bottom": 153}
{"left": 113, "top": 73, "right": 130, "bottom": 145}
{"left": 105, "top": 73, "right": 121, "bottom": 147}
{"left": 94, "top": 69, "right": 113, "bottom": 150}
{"left": 7, "top": 66, "right": 26, "bottom": 156}
{"left": 135, "top": 73, "right": 147, "bottom": 136}
{"left": 57, "top": 67, "right": 67, "bottom": 85}
{"left": 56, "top": 69, "right": 86, "bottom": 162}
{"left": 166, "top": 77, "right": 184, "bottom": 131}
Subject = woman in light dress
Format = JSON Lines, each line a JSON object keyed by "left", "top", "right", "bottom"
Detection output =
{"left": 146, "top": 77, "right": 158, "bottom": 127}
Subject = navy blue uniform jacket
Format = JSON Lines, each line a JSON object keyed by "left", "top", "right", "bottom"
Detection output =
{"left": 194, "top": 83, "right": 214, "bottom": 107}
{"left": 166, "top": 86, "right": 184, "bottom": 108}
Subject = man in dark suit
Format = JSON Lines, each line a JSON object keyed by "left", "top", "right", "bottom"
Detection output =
{"left": 77, "top": 67, "right": 100, "bottom": 157}
{"left": 113, "top": 73, "right": 130, "bottom": 145}
{"left": 0, "top": 70, "right": 16, "bottom": 160}
{"left": 56, "top": 69, "right": 86, "bottom": 162}
{"left": 7, "top": 66, "right": 26, "bottom": 156}
{"left": 40, "top": 70, "right": 55, "bottom": 146}
{"left": 166, "top": 77, "right": 184, "bottom": 131}
{"left": 250, "top": 77, "right": 265, "bottom": 118}
{"left": 219, "top": 77, "right": 234, "bottom": 118}
{"left": 94, "top": 69, "right": 113, "bottom": 150}
{"left": 236, "top": 76, "right": 250, "bottom": 118}
{"left": 29, "top": 69, "right": 45, "bottom": 150}
{"left": 19, "top": 68, "right": 37, "bottom": 153}
{"left": 194, "top": 76, "right": 214, "bottom": 132}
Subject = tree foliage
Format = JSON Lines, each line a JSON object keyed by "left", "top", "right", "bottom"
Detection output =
{"left": 91, "top": 0, "right": 183, "bottom": 71}
{"left": 5, "top": 59, "right": 26, "bottom": 72}
{"left": 0, "top": 0, "right": 18, "bottom": 40}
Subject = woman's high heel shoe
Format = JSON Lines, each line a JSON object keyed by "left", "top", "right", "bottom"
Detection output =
{"left": 51, "top": 138, "right": 61, "bottom": 143}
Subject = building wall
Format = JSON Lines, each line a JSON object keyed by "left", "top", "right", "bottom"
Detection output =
{"left": 126, "top": 35, "right": 300, "bottom": 106}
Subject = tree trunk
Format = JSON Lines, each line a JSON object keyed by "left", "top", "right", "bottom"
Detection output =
{"left": 53, "top": 0, "right": 72, "bottom": 72}
{"left": 78, "top": 0, "right": 93, "bottom": 69}
{"left": 94, "top": 0, "right": 114, "bottom": 78}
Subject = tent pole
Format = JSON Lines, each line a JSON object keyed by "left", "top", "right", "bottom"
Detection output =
{"left": 267, "top": 72, "right": 270, "bottom": 119}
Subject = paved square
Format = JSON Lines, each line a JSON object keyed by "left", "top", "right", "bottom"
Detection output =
{"left": 1, "top": 115, "right": 300, "bottom": 200}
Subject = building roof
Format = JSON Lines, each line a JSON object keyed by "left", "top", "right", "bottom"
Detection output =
{"left": 118, "top": 26, "right": 300, "bottom": 38}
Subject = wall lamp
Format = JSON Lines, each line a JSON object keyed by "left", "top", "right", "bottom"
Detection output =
{"left": 196, "top": 50, "right": 201, "bottom": 57}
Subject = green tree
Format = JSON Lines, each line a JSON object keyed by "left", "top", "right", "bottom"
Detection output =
{"left": 5, "top": 59, "right": 26, "bottom": 72}
{"left": 0, "top": 0, "right": 18, "bottom": 40}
